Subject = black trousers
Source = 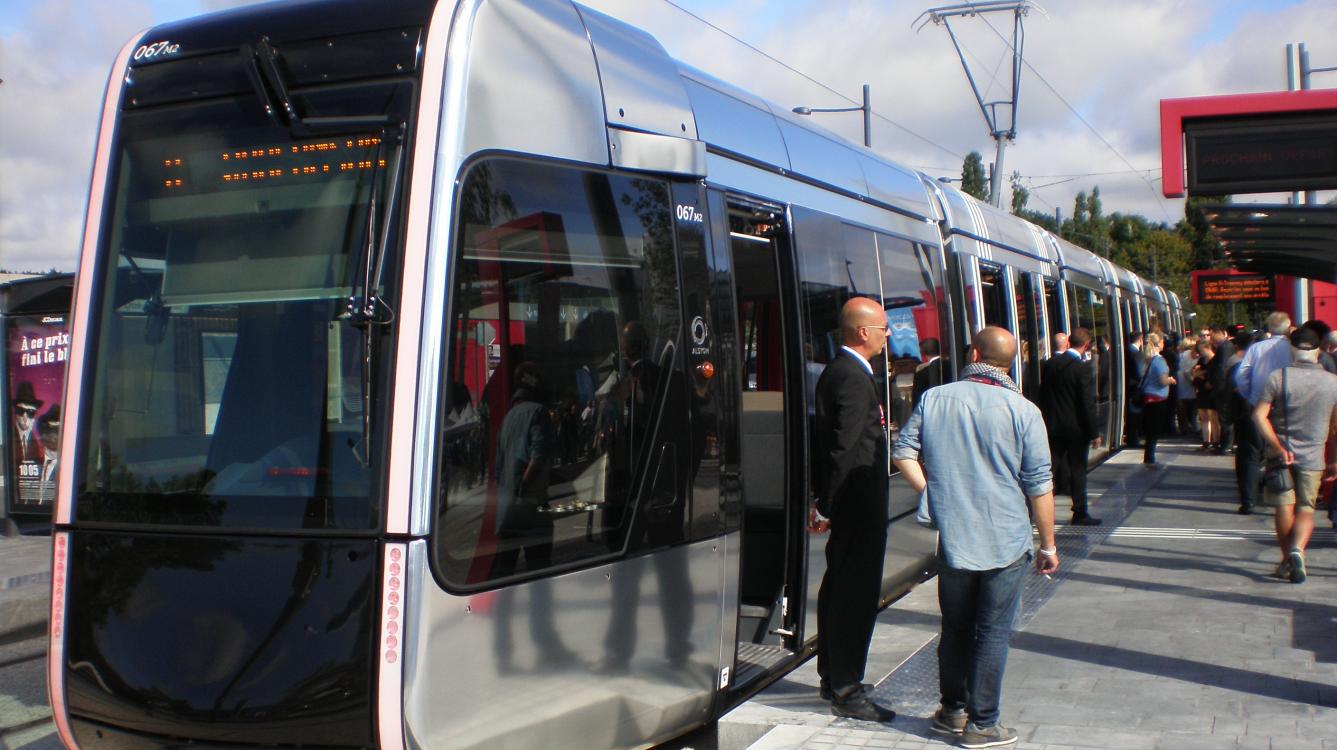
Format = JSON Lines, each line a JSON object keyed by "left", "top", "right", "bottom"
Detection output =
{"left": 1051, "top": 436, "right": 1091, "bottom": 516}
{"left": 817, "top": 486, "right": 888, "bottom": 696}
{"left": 1143, "top": 400, "right": 1170, "bottom": 463}
{"left": 1235, "top": 415, "right": 1263, "bottom": 508}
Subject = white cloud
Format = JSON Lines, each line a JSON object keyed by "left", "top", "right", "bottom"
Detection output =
{"left": 2, "top": 0, "right": 1333, "bottom": 272}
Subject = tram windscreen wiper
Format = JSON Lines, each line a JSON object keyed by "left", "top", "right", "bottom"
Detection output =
{"left": 243, "top": 38, "right": 393, "bottom": 136}
{"left": 342, "top": 126, "right": 404, "bottom": 467}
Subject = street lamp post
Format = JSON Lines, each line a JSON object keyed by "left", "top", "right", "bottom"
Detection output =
{"left": 793, "top": 84, "right": 872, "bottom": 148}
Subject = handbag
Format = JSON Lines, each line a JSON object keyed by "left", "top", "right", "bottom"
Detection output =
{"left": 1263, "top": 367, "right": 1294, "bottom": 494}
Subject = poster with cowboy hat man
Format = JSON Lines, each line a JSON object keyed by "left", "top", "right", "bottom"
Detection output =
{"left": 8, "top": 314, "right": 69, "bottom": 511}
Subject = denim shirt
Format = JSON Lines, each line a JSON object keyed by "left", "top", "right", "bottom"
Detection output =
{"left": 1141, "top": 355, "right": 1169, "bottom": 400}
{"left": 893, "top": 380, "right": 1053, "bottom": 571}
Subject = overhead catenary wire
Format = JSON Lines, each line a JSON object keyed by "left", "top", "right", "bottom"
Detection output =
{"left": 976, "top": 13, "right": 1176, "bottom": 224}
{"left": 657, "top": 0, "right": 966, "bottom": 162}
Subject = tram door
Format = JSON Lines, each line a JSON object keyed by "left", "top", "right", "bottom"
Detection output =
{"left": 722, "top": 195, "right": 806, "bottom": 683}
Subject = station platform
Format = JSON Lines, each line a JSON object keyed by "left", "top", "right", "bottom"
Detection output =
{"left": 6, "top": 442, "right": 1337, "bottom": 749}
{"left": 703, "top": 440, "right": 1337, "bottom": 750}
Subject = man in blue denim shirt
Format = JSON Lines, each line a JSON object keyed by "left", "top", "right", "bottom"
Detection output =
{"left": 893, "top": 327, "right": 1059, "bottom": 749}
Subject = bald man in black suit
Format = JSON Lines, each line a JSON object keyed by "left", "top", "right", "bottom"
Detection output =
{"left": 812, "top": 296, "right": 896, "bottom": 723}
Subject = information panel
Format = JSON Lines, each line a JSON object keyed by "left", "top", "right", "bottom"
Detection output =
{"left": 7, "top": 314, "right": 69, "bottom": 511}
{"left": 1185, "top": 113, "right": 1337, "bottom": 195}
{"left": 1192, "top": 272, "right": 1275, "bottom": 304}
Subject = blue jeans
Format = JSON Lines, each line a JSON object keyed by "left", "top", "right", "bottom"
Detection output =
{"left": 937, "top": 554, "right": 1028, "bottom": 727}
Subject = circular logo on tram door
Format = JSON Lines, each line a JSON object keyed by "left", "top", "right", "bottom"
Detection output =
{"left": 691, "top": 316, "right": 709, "bottom": 346}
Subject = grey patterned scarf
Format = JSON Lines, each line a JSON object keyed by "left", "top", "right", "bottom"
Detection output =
{"left": 959, "top": 362, "right": 1022, "bottom": 394}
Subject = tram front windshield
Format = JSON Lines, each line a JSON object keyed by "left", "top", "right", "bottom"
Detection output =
{"left": 76, "top": 83, "right": 411, "bottom": 531}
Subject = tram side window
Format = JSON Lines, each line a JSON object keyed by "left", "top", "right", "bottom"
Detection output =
{"left": 794, "top": 217, "right": 879, "bottom": 406}
{"left": 1014, "top": 276, "right": 1038, "bottom": 388}
{"left": 1069, "top": 284, "right": 1112, "bottom": 404}
{"left": 978, "top": 264, "right": 1009, "bottom": 331}
{"left": 877, "top": 234, "right": 947, "bottom": 430}
{"left": 1043, "top": 279, "right": 1062, "bottom": 346}
{"left": 435, "top": 160, "right": 684, "bottom": 588}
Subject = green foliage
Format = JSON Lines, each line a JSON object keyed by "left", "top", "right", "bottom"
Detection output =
{"left": 1050, "top": 185, "right": 1238, "bottom": 328}
{"left": 961, "top": 151, "right": 988, "bottom": 201}
{"left": 1009, "top": 170, "right": 1028, "bottom": 215}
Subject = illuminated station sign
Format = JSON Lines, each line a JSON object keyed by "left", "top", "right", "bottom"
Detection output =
{"left": 1191, "top": 270, "right": 1276, "bottom": 304}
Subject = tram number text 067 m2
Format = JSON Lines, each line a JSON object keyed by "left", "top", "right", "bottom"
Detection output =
{"left": 675, "top": 204, "right": 703, "bottom": 223}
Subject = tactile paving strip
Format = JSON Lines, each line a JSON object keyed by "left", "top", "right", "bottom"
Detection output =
{"left": 866, "top": 464, "right": 1169, "bottom": 715}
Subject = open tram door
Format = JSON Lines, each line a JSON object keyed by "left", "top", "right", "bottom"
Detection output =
{"left": 706, "top": 191, "right": 808, "bottom": 692}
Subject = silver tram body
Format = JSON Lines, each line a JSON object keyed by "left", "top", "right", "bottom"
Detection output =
{"left": 48, "top": 1, "right": 1182, "bottom": 748}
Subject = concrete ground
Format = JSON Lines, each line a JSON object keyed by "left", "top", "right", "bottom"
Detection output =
{"left": 707, "top": 441, "right": 1337, "bottom": 750}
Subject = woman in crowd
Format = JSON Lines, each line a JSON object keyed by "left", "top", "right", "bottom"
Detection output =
{"left": 1140, "top": 332, "right": 1175, "bottom": 466}
{"left": 1176, "top": 336, "right": 1199, "bottom": 435}
{"left": 1192, "top": 339, "right": 1219, "bottom": 451}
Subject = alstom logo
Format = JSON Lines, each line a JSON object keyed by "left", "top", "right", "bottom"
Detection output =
{"left": 133, "top": 40, "right": 180, "bottom": 61}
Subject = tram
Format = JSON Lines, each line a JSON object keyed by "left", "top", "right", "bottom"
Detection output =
{"left": 48, "top": 1, "right": 1184, "bottom": 748}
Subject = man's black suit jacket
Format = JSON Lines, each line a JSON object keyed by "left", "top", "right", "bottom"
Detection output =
{"left": 813, "top": 351, "right": 887, "bottom": 517}
{"left": 1039, "top": 353, "right": 1099, "bottom": 443}
{"left": 1126, "top": 345, "right": 1146, "bottom": 389}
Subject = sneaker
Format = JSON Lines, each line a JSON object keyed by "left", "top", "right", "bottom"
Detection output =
{"left": 1273, "top": 559, "right": 1292, "bottom": 579}
{"left": 1289, "top": 549, "right": 1307, "bottom": 584}
{"left": 929, "top": 706, "right": 968, "bottom": 735}
{"left": 960, "top": 722, "right": 1019, "bottom": 748}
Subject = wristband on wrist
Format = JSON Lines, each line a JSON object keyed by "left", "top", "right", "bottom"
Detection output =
{"left": 1038, "top": 546, "right": 1057, "bottom": 556}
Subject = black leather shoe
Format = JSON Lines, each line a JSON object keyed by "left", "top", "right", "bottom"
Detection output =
{"left": 831, "top": 692, "right": 895, "bottom": 722}
{"left": 1070, "top": 514, "right": 1102, "bottom": 526}
{"left": 819, "top": 682, "right": 873, "bottom": 701}
{"left": 1237, "top": 504, "right": 1254, "bottom": 515}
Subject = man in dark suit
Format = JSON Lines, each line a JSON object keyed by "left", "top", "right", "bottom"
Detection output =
{"left": 912, "top": 337, "right": 946, "bottom": 407}
{"left": 812, "top": 296, "right": 895, "bottom": 723}
{"left": 1124, "top": 331, "right": 1145, "bottom": 447}
{"left": 11, "top": 381, "right": 44, "bottom": 466}
{"left": 1039, "top": 328, "right": 1102, "bottom": 526}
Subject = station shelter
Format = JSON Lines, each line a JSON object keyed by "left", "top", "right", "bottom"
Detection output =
{"left": 1, "top": 273, "right": 74, "bottom": 535}
{"left": 1161, "top": 88, "right": 1337, "bottom": 328}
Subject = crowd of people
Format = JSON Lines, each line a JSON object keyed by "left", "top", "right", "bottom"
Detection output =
{"left": 807, "top": 301, "right": 1337, "bottom": 747}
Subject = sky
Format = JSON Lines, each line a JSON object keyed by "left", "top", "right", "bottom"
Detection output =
{"left": 1, "top": 0, "right": 1335, "bottom": 272}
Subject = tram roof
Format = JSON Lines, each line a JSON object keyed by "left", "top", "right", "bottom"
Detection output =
{"left": 677, "top": 64, "right": 936, "bottom": 223}
{"left": 1049, "top": 234, "right": 1111, "bottom": 284}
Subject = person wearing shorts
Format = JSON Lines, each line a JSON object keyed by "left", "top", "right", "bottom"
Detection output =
{"left": 1253, "top": 327, "right": 1337, "bottom": 583}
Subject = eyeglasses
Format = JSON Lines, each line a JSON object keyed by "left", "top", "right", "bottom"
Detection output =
{"left": 14, "top": 406, "right": 36, "bottom": 417}
{"left": 861, "top": 325, "right": 888, "bottom": 332}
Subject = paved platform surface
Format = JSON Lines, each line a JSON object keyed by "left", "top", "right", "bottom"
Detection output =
{"left": 716, "top": 441, "right": 1337, "bottom": 750}
{"left": 0, "top": 535, "right": 49, "bottom": 645}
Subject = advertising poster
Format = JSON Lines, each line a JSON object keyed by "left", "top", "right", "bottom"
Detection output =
{"left": 7, "top": 314, "right": 69, "bottom": 511}
{"left": 887, "top": 306, "right": 922, "bottom": 361}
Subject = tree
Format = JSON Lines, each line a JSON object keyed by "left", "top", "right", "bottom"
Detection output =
{"left": 961, "top": 151, "right": 988, "bottom": 201}
{"left": 1009, "top": 170, "right": 1028, "bottom": 214}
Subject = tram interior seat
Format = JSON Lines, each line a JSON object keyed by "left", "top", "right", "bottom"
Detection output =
{"left": 738, "top": 390, "right": 786, "bottom": 643}
{"left": 204, "top": 303, "right": 369, "bottom": 496}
